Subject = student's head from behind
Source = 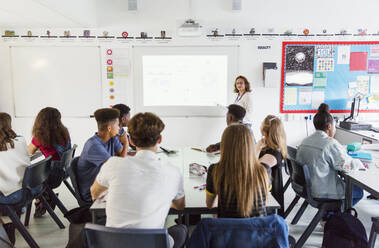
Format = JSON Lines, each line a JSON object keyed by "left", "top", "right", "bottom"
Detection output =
{"left": 226, "top": 104, "right": 246, "bottom": 125}
{"left": 313, "top": 103, "right": 335, "bottom": 137}
{"left": 214, "top": 124, "right": 269, "bottom": 217}
{"left": 0, "top": 112, "right": 17, "bottom": 151}
{"left": 233, "top": 75, "right": 251, "bottom": 93}
{"left": 260, "top": 115, "right": 287, "bottom": 159}
{"left": 94, "top": 108, "right": 120, "bottom": 137}
{"left": 112, "top": 104, "right": 131, "bottom": 128}
{"left": 127, "top": 112, "right": 165, "bottom": 149}
{"left": 32, "top": 107, "right": 70, "bottom": 146}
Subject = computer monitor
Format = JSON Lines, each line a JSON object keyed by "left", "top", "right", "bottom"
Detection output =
{"left": 343, "top": 97, "right": 360, "bottom": 122}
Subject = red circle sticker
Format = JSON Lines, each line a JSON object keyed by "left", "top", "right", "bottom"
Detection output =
{"left": 122, "top": 32, "right": 128, "bottom": 38}
{"left": 106, "top": 49, "right": 112, "bottom": 55}
{"left": 107, "top": 59, "right": 113, "bottom": 65}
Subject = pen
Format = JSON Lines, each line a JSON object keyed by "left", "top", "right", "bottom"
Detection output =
{"left": 191, "top": 147, "right": 203, "bottom": 152}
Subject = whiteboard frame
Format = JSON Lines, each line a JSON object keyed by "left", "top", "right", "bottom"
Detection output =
{"left": 133, "top": 45, "right": 239, "bottom": 117}
{"left": 9, "top": 45, "right": 103, "bottom": 118}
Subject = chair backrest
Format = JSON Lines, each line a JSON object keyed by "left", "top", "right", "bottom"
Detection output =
{"left": 61, "top": 144, "right": 77, "bottom": 172}
{"left": 288, "top": 159, "right": 315, "bottom": 202}
{"left": 84, "top": 223, "right": 170, "bottom": 248}
{"left": 187, "top": 215, "right": 289, "bottom": 248}
{"left": 22, "top": 156, "right": 52, "bottom": 189}
{"left": 287, "top": 145, "right": 297, "bottom": 160}
{"left": 68, "top": 157, "right": 91, "bottom": 206}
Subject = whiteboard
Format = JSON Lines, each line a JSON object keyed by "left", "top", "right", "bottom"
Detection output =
{"left": 10, "top": 46, "right": 102, "bottom": 117}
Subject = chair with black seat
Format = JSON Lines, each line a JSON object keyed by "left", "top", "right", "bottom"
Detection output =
{"left": 61, "top": 144, "right": 78, "bottom": 198}
{"left": 24, "top": 145, "right": 78, "bottom": 226}
{"left": 84, "top": 223, "right": 170, "bottom": 248}
{"left": 0, "top": 156, "right": 65, "bottom": 248}
{"left": 67, "top": 157, "right": 92, "bottom": 207}
{"left": 287, "top": 159, "right": 342, "bottom": 248}
{"left": 369, "top": 216, "right": 379, "bottom": 248}
{"left": 283, "top": 146, "right": 301, "bottom": 219}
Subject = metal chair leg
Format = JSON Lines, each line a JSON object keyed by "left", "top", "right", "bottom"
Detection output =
{"left": 40, "top": 196, "right": 65, "bottom": 229}
{"left": 295, "top": 207, "right": 325, "bottom": 248}
{"left": 284, "top": 195, "right": 300, "bottom": 219}
{"left": 63, "top": 179, "right": 78, "bottom": 199}
{"left": 291, "top": 200, "right": 309, "bottom": 225}
{"left": 6, "top": 205, "right": 39, "bottom": 248}
{"left": 47, "top": 188, "right": 68, "bottom": 215}
{"left": 283, "top": 178, "right": 291, "bottom": 192}
{"left": 24, "top": 202, "right": 32, "bottom": 227}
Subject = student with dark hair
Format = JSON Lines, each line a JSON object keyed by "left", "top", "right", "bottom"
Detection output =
{"left": 77, "top": 108, "right": 128, "bottom": 202}
{"left": 91, "top": 112, "right": 187, "bottom": 248}
{"left": 28, "top": 107, "right": 71, "bottom": 217}
{"left": 297, "top": 103, "right": 363, "bottom": 207}
{"left": 112, "top": 104, "right": 131, "bottom": 136}
{"left": 28, "top": 107, "right": 71, "bottom": 161}
{"left": 206, "top": 104, "right": 255, "bottom": 152}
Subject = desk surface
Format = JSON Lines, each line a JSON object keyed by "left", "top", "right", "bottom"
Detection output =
{"left": 336, "top": 126, "right": 379, "bottom": 142}
{"left": 91, "top": 148, "right": 280, "bottom": 210}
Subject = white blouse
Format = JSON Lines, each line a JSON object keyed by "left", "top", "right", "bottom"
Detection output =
{"left": 234, "top": 92, "right": 254, "bottom": 124}
{"left": 0, "top": 136, "right": 30, "bottom": 196}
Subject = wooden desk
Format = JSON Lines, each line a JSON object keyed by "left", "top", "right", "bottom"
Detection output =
{"left": 90, "top": 148, "right": 281, "bottom": 225}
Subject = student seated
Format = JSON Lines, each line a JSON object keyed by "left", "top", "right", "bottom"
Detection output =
{"left": 296, "top": 103, "right": 363, "bottom": 206}
{"left": 206, "top": 104, "right": 255, "bottom": 152}
{"left": 256, "top": 115, "right": 287, "bottom": 209}
{"left": 28, "top": 107, "right": 71, "bottom": 161}
{"left": 0, "top": 112, "right": 30, "bottom": 245}
{"left": 112, "top": 103, "right": 135, "bottom": 151}
{"left": 77, "top": 108, "right": 128, "bottom": 202}
{"left": 28, "top": 107, "right": 71, "bottom": 217}
{"left": 205, "top": 124, "right": 271, "bottom": 217}
{"left": 90, "top": 112, "right": 187, "bottom": 248}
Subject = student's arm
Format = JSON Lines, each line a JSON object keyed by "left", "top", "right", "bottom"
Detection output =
{"left": 90, "top": 180, "right": 108, "bottom": 201}
{"left": 205, "top": 164, "right": 217, "bottom": 208}
{"left": 171, "top": 197, "right": 185, "bottom": 210}
{"left": 28, "top": 143, "right": 39, "bottom": 155}
{"left": 206, "top": 194, "right": 217, "bottom": 209}
{"left": 259, "top": 154, "right": 277, "bottom": 168}
{"left": 329, "top": 140, "right": 361, "bottom": 172}
{"left": 115, "top": 132, "right": 128, "bottom": 158}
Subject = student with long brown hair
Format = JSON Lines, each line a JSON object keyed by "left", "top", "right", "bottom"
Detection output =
{"left": 28, "top": 107, "right": 71, "bottom": 217}
{"left": 28, "top": 107, "right": 71, "bottom": 161}
{"left": 205, "top": 124, "right": 270, "bottom": 217}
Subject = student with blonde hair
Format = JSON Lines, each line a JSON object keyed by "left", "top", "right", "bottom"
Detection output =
{"left": 257, "top": 115, "right": 288, "bottom": 215}
{"left": 205, "top": 124, "right": 270, "bottom": 217}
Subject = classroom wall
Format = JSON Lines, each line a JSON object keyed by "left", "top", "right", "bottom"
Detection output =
{"left": 2, "top": 0, "right": 379, "bottom": 151}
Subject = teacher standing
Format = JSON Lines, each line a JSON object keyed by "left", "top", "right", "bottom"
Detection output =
{"left": 234, "top": 75, "right": 254, "bottom": 124}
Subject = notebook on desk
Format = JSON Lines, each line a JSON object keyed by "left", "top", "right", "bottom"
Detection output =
{"left": 348, "top": 152, "right": 372, "bottom": 161}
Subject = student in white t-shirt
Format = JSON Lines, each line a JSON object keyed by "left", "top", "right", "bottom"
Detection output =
{"left": 0, "top": 112, "right": 30, "bottom": 196}
{"left": 91, "top": 112, "right": 187, "bottom": 248}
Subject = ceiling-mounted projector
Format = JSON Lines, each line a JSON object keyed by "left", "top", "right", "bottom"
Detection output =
{"left": 178, "top": 19, "right": 202, "bottom": 37}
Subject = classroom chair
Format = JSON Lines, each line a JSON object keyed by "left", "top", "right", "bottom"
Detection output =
{"left": 187, "top": 215, "right": 290, "bottom": 248}
{"left": 61, "top": 144, "right": 78, "bottom": 200}
{"left": 67, "top": 157, "right": 92, "bottom": 207}
{"left": 0, "top": 156, "right": 65, "bottom": 248}
{"left": 369, "top": 216, "right": 379, "bottom": 248}
{"left": 84, "top": 223, "right": 170, "bottom": 248}
{"left": 283, "top": 146, "right": 299, "bottom": 219}
{"left": 287, "top": 159, "right": 342, "bottom": 248}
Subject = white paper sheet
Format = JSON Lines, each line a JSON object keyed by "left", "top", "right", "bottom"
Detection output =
{"left": 370, "top": 75, "right": 379, "bottom": 94}
{"left": 299, "top": 88, "right": 312, "bottom": 105}
{"left": 357, "top": 76, "right": 370, "bottom": 95}
{"left": 338, "top": 46, "right": 350, "bottom": 64}
{"left": 284, "top": 88, "right": 298, "bottom": 105}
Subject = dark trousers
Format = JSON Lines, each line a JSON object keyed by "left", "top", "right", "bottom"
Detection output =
{"left": 168, "top": 224, "right": 188, "bottom": 248}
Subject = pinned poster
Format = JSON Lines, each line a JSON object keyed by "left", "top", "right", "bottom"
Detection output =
{"left": 370, "top": 75, "right": 379, "bottom": 93}
{"left": 350, "top": 52, "right": 368, "bottom": 71}
{"left": 284, "top": 88, "right": 298, "bottom": 105}
{"left": 311, "top": 91, "right": 325, "bottom": 109}
{"left": 314, "top": 72, "right": 327, "bottom": 88}
{"left": 349, "top": 82, "right": 357, "bottom": 88}
{"left": 316, "top": 58, "right": 334, "bottom": 71}
{"left": 357, "top": 76, "right": 369, "bottom": 95}
{"left": 368, "top": 59, "right": 379, "bottom": 73}
{"left": 337, "top": 46, "right": 350, "bottom": 64}
{"left": 370, "top": 46, "right": 379, "bottom": 57}
{"left": 299, "top": 88, "right": 312, "bottom": 105}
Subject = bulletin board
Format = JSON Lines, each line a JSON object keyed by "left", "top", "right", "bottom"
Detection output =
{"left": 280, "top": 41, "right": 379, "bottom": 113}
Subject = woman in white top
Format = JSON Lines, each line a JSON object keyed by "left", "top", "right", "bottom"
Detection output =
{"left": 0, "top": 112, "right": 29, "bottom": 196}
{"left": 234, "top": 75, "right": 254, "bottom": 124}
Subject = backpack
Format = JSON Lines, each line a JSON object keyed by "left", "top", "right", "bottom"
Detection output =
{"left": 322, "top": 208, "right": 368, "bottom": 248}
